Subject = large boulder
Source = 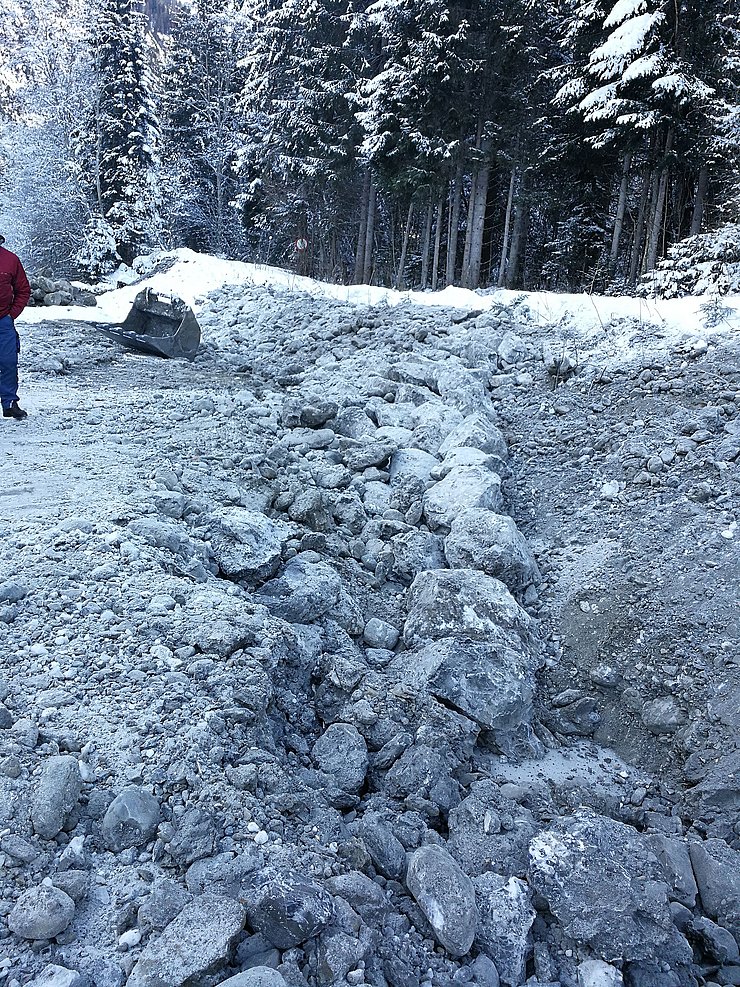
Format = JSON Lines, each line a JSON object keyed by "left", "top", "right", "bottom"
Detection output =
{"left": 8, "top": 885, "right": 75, "bottom": 940}
{"left": 423, "top": 466, "right": 503, "bottom": 531}
{"left": 688, "top": 838, "right": 740, "bottom": 933}
{"left": 438, "top": 413, "right": 508, "bottom": 461}
{"left": 255, "top": 557, "right": 341, "bottom": 623}
{"left": 205, "top": 508, "right": 291, "bottom": 582}
{"left": 245, "top": 871, "right": 335, "bottom": 948}
{"left": 127, "top": 894, "right": 245, "bottom": 987}
{"left": 392, "top": 634, "right": 537, "bottom": 741}
{"left": 312, "top": 723, "right": 369, "bottom": 793}
{"left": 528, "top": 812, "right": 692, "bottom": 968}
{"left": 403, "top": 569, "right": 536, "bottom": 650}
{"left": 444, "top": 510, "right": 540, "bottom": 592}
{"left": 406, "top": 844, "right": 478, "bottom": 957}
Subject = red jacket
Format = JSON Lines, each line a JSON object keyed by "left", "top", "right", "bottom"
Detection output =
{"left": 0, "top": 246, "right": 31, "bottom": 321}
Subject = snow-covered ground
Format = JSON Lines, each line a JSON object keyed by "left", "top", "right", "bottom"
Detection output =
{"left": 1, "top": 254, "right": 739, "bottom": 987}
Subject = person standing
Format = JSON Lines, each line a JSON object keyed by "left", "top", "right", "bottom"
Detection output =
{"left": 0, "top": 234, "right": 31, "bottom": 420}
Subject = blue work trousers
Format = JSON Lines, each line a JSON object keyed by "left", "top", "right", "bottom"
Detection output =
{"left": 0, "top": 315, "right": 20, "bottom": 409}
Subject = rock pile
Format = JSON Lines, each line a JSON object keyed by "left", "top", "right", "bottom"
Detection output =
{"left": 0, "top": 279, "right": 738, "bottom": 987}
{"left": 27, "top": 274, "right": 97, "bottom": 308}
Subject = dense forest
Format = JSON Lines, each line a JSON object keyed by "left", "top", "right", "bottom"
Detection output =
{"left": 1, "top": 0, "right": 739, "bottom": 295}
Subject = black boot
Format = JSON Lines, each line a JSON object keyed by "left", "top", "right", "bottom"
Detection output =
{"left": 3, "top": 402, "right": 27, "bottom": 420}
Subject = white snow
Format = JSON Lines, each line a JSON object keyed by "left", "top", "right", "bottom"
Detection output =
{"left": 16, "top": 247, "right": 740, "bottom": 376}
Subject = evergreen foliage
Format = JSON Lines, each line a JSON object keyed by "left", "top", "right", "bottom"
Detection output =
{"left": 1, "top": 0, "right": 739, "bottom": 296}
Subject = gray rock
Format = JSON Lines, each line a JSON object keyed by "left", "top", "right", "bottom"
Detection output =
{"left": 433, "top": 446, "right": 503, "bottom": 480}
{"left": 689, "top": 915, "right": 740, "bottom": 963}
{"left": 363, "top": 617, "right": 399, "bottom": 650}
{"left": 245, "top": 871, "right": 335, "bottom": 948}
{"left": 474, "top": 874, "right": 535, "bottom": 986}
{"left": 343, "top": 437, "right": 397, "bottom": 471}
{"left": 689, "top": 839, "right": 740, "bottom": 932}
{"left": 185, "top": 851, "right": 261, "bottom": 897}
{"left": 389, "top": 448, "right": 439, "bottom": 485}
{"left": 138, "top": 879, "right": 193, "bottom": 931}
{"left": 385, "top": 744, "right": 460, "bottom": 815}
{"left": 0, "top": 704, "right": 12, "bottom": 728}
{"left": 406, "top": 843, "right": 478, "bottom": 957}
{"left": 357, "top": 812, "right": 407, "bottom": 880}
{"left": 438, "top": 413, "right": 508, "bottom": 460}
{"left": 326, "top": 871, "right": 391, "bottom": 926}
{"left": 0, "top": 579, "right": 27, "bottom": 602}
{"left": 423, "top": 466, "right": 503, "bottom": 531}
{"left": 32, "top": 755, "right": 83, "bottom": 840}
{"left": 497, "top": 331, "right": 527, "bottom": 366}
{"left": 217, "top": 969, "right": 287, "bottom": 987}
{"left": 334, "top": 406, "right": 377, "bottom": 439}
{"left": 25, "top": 966, "right": 91, "bottom": 987}
{"left": 641, "top": 698, "right": 686, "bottom": 735}
{"left": 444, "top": 511, "right": 540, "bottom": 592}
{"left": 127, "top": 894, "right": 245, "bottom": 987}
{"left": 645, "top": 835, "right": 697, "bottom": 908}
{"left": 313, "top": 723, "right": 369, "bottom": 793}
{"left": 256, "top": 557, "right": 341, "bottom": 622}
{"left": 317, "top": 931, "right": 367, "bottom": 983}
{"left": 467, "top": 954, "right": 501, "bottom": 987}
{"left": 387, "top": 530, "right": 446, "bottom": 585}
{"left": 577, "top": 959, "right": 623, "bottom": 986}
{"left": 206, "top": 508, "right": 290, "bottom": 581}
{"left": 101, "top": 786, "right": 160, "bottom": 851}
{"left": 403, "top": 569, "right": 536, "bottom": 650}
{"left": 2, "top": 833, "right": 39, "bottom": 863}
{"left": 167, "top": 807, "right": 218, "bottom": 865}
{"left": 8, "top": 885, "right": 76, "bottom": 940}
{"left": 528, "top": 812, "right": 692, "bottom": 966}
{"left": 392, "top": 634, "right": 536, "bottom": 738}
{"left": 52, "top": 870, "right": 90, "bottom": 903}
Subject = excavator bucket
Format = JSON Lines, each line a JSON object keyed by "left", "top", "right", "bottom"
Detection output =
{"left": 98, "top": 288, "right": 201, "bottom": 362}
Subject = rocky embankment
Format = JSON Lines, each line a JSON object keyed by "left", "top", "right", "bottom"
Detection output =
{"left": 0, "top": 281, "right": 738, "bottom": 987}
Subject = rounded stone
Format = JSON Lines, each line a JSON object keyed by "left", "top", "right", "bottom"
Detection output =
{"left": 406, "top": 844, "right": 478, "bottom": 957}
{"left": 8, "top": 885, "right": 75, "bottom": 940}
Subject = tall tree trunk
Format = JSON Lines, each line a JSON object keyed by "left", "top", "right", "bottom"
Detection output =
{"left": 362, "top": 181, "right": 377, "bottom": 284}
{"left": 395, "top": 201, "right": 414, "bottom": 290}
{"left": 354, "top": 172, "right": 370, "bottom": 284}
{"left": 690, "top": 165, "right": 709, "bottom": 235}
{"left": 497, "top": 166, "right": 516, "bottom": 288}
{"left": 505, "top": 169, "right": 529, "bottom": 289}
{"left": 645, "top": 129, "right": 674, "bottom": 272}
{"left": 420, "top": 196, "right": 434, "bottom": 288}
{"left": 445, "top": 158, "right": 464, "bottom": 286}
{"left": 629, "top": 167, "right": 651, "bottom": 284}
{"left": 465, "top": 142, "right": 491, "bottom": 288}
{"left": 431, "top": 192, "right": 444, "bottom": 291}
{"left": 609, "top": 151, "right": 632, "bottom": 271}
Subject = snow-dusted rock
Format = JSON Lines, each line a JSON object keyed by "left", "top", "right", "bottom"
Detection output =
{"left": 423, "top": 466, "right": 503, "bottom": 531}
{"left": 403, "top": 569, "right": 535, "bottom": 649}
{"left": 206, "top": 508, "right": 290, "bottom": 581}
{"left": 528, "top": 812, "right": 692, "bottom": 967}
{"left": 31, "top": 755, "right": 83, "bottom": 840}
{"left": 444, "top": 510, "right": 540, "bottom": 591}
{"left": 255, "top": 556, "right": 341, "bottom": 622}
{"left": 8, "top": 885, "right": 75, "bottom": 940}
{"left": 127, "top": 895, "right": 245, "bottom": 987}
{"left": 392, "top": 634, "right": 535, "bottom": 735}
{"left": 438, "top": 413, "right": 508, "bottom": 460}
{"left": 474, "top": 874, "right": 536, "bottom": 986}
{"left": 245, "top": 871, "right": 335, "bottom": 948}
